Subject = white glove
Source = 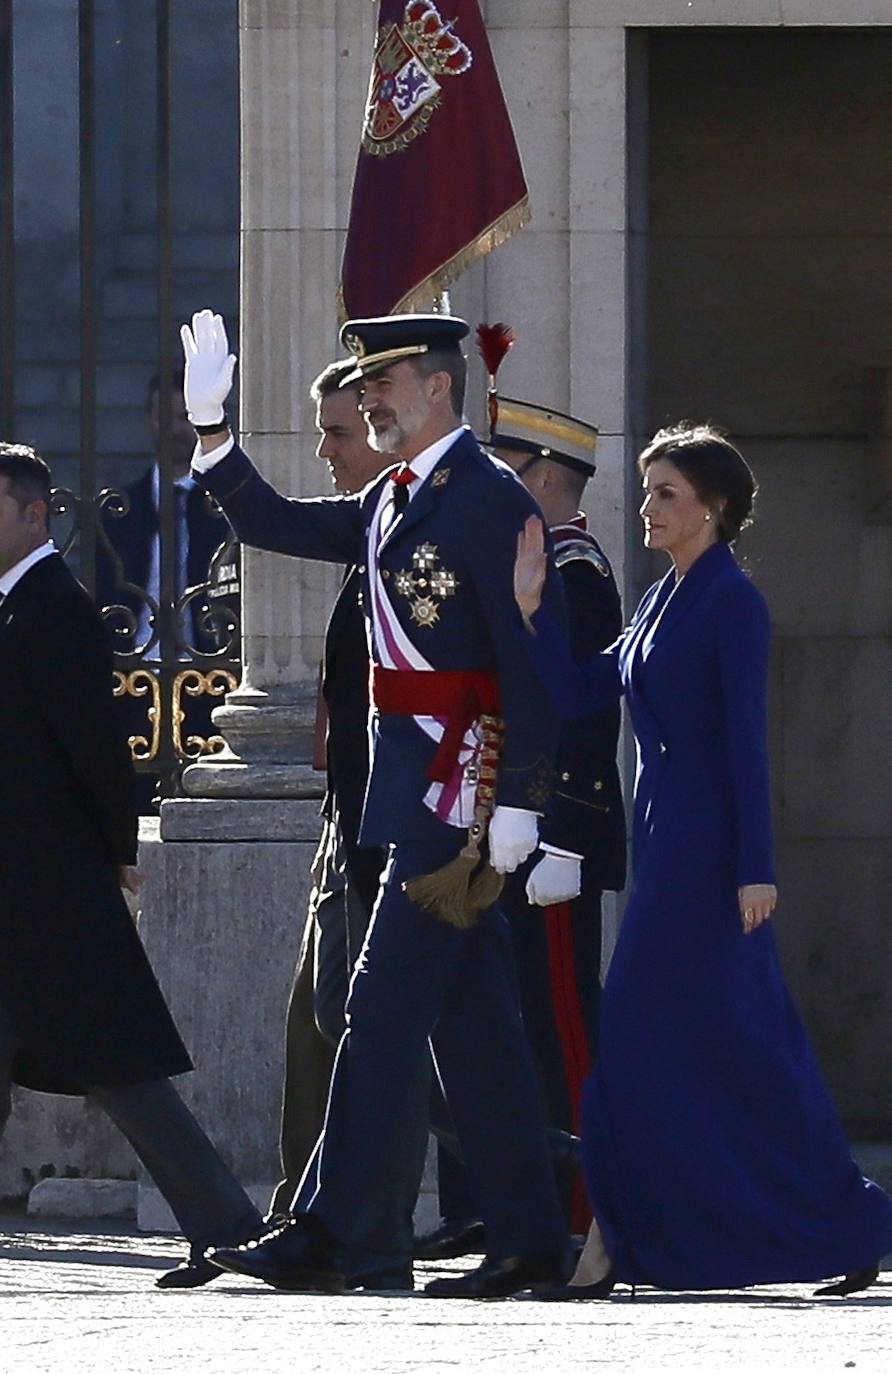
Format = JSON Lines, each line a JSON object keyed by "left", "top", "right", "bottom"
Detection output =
{"left": 525, "top": 852, "right": 582, "bottom": 907}
{"left": 180, "top": 309, "right": 237, "bottom": 426}
{"left": 488, "top": 805, "right": 539, "bottom": 875}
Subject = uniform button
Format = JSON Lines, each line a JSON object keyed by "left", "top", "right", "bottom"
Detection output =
{"left": 382, "top": 569, "right": 390, "bottom": 579}
{"left": 593, "top": 780, "right": 604, "bottom": 791}
{"left": 358, "top": 564, "right": 366, "bottom": 574}
{"left": 561, "top": 771, "right": 571, "bottom": 782}
{"left": 659, "top": 742, "right": 667, "bottom": 755}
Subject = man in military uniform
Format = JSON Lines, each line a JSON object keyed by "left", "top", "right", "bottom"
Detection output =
{"left": 180, "top": 309, "right": 571, "bottom": 1298}
{"left": 418, "top": 397, "right": 627, "bottom": 1255}
{"left": 268, "top": 358, "right": 423, "bottom": 1291}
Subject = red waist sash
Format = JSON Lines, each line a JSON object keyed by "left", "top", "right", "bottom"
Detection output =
{"left": 371, "top": 666, "right": 501, "bottom": 785}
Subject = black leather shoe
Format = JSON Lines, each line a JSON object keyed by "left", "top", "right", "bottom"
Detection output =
{"left": 347, "top": 1263, "right": 415, "bottom": 1292}
{"left": 814, "top": 1264, "right": 880, "bottom": 1297}
{"left": 156, "top": 1255, "right": 223, "bottom": 1290}
{"left": 414, "top": 1219, "right": 486, "bottom": 1261}
{"left": 424, "top": 1250, "right": 572, "bottom": 1299}
{"left": 208, "top": 1217, "right": 346, "bottom": 1293}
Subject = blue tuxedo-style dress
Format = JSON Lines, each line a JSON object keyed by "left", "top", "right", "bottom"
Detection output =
{"left": 526, "top": 540, "right": 892, "bottom": 1288}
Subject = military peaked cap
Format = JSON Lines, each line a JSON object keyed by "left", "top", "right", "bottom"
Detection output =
{"left": 340, "top": 313, "right": 470, "bottom": 385}
{"left": 491, "top": 395, "right": 599, "bottom": 477}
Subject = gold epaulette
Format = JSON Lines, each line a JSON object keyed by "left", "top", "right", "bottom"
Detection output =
{"left": 554, "top": 537, "right": 612, "bottom": 579}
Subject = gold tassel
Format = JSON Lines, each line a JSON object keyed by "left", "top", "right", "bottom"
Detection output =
{"left": 403, "top": 715, "right": 505, "bottom": 929}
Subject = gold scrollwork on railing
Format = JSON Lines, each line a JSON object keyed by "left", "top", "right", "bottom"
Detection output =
{"left": 113, "top": 669, "right": 162, "bottom": 762}
{"left": 173, "top": 669, "right": 239, "bottom": 761}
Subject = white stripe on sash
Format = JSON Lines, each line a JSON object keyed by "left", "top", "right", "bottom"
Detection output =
{"left": 366, "top": 482, "right": 481, "bottom": 828}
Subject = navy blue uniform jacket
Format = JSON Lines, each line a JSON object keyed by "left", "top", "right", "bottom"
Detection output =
{"left": 196, "top": 430, "right": 565, "bottom": 846}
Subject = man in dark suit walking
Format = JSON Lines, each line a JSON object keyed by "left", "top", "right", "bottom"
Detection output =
{"left": 0, "top": 442, "right": 260, "bottom": 1288}
{"left": 181, "top": 308, "right": 572, "bottom": 1298}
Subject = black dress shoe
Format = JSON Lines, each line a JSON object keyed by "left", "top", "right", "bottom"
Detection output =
{"left": 156, "top": 1255, "right": 223, "bottom": 1290}
{"left": 413, "top": 1219, "right": 486, "bottom": 1261}
{"left": 346, "top": 1263, "right": 415, "bottom": 1292}
{"left": 814, "top": 1263, "right": 880, "bottom": 1297}
{"left": 424, "top": 1250, "right": 572, "bottom": 1299}
{"left": 208, "top": 1217, "right": 346, "bottom": 1293}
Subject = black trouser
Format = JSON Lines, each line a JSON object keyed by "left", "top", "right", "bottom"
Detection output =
{"left": 0, "top": 1003, "right": 260, "bottom": 1258}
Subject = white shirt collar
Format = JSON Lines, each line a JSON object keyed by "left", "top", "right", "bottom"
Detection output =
{"left": 0, "top": 540, "right": 58, "bottom": 598}
{"left": 403, "top": 425, "right": 467, "bottom": 490}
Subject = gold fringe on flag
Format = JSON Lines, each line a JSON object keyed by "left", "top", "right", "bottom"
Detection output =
{"left": 337, "top": 195, "right": 530, "bottom": 325}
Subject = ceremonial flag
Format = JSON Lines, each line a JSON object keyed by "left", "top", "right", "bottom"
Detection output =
{"left": 340, "top": 0, "right": 529, "bottom": 319}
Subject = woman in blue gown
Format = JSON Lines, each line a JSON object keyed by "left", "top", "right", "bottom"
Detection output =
{"left": 514, "top": 424, "right": 892, "bottom": 1296}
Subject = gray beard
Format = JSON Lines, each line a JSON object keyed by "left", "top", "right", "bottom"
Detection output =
{"left": 370, "top": 423, "right": 404, "bottom": 454}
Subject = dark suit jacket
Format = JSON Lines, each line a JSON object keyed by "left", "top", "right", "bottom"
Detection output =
{"left": 321, "top": 565, "right": 383, "bottom": 915}
{"left": 0, "top": 554, "right": 192, "bottom": 1093}
{"left": 197, "top": 432, "right": 566, "bottom": 847}
{"left": 540, "top": 537, "right": 627, "bottom": 893}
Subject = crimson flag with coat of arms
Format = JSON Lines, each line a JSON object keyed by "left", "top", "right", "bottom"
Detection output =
{"left": 340, "top": 0, "right": 529, "bottom": 319}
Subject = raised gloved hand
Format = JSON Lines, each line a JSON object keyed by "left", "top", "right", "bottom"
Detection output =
{"left": 180, "top": 309, "right": 237, "bottom": 426}
{"left": 525, "top": 851, "right": 582, "bottom": 906}
{"left": 487, "top": 805, "right": 539, "bottom": 875}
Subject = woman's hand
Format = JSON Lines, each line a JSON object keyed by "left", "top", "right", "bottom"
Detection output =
{"left": 515, "top": 514, "right": 548, "bottom": 625}
{"left": 738, "top": 883, "right": 777, "bottom": 934}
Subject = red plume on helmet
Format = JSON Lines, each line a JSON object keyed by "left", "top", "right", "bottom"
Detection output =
{"left": 476, "top": 322, "right": 515, "bottom": 435}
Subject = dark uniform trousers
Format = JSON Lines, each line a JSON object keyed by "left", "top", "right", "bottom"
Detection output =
{"left": 295, "top": 807, "right": 567, "bottom": 1266}
{"left": 0, "top": 1002, "right": 259, "bottom": 1257}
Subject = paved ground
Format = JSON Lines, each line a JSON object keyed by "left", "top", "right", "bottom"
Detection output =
{"left": 1, "top": 1217, "right": 890, "bottom": 1374}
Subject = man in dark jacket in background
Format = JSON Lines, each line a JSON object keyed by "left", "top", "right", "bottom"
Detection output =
{"left": 267, "top": 360, "right": 414, "bottom": 1293}
{"left": 0, "top": 442, "right": 259, "bottom": 1288}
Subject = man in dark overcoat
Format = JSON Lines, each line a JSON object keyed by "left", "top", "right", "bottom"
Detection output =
{"left": 0, "top": 442, "right": 260, "bottom": 1287}
{"left": 419, "top": 397, "right": 627, "bottom": 1254}
{"left": 180, "top": 308, "right": 572, "bottom": 1298}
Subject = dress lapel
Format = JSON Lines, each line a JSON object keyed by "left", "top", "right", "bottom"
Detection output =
{"left": 639, "top": 542, "right": 734, "bottom": 658}
{"left": 376, "top": 444, "right": 458, "bottom": 556}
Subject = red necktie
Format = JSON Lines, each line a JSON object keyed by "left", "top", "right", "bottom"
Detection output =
{"left": 390, "top": 465, "right": 416, "bottom": 514}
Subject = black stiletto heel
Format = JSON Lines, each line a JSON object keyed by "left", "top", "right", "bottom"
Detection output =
{"left": 532, "top": 1268, "right": 617, "bottom": 1301}
{"left": 814, "top": 1264, "right": 879, "bottom": 1297}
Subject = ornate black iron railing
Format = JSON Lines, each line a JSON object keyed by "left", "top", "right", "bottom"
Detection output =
{"left": 0, "top": 0, "right": 242, "bottom": 802}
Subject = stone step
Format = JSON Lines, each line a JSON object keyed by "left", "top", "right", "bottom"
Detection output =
{"left": 28, "top": 1178, "right": 137, "bottom": 1221}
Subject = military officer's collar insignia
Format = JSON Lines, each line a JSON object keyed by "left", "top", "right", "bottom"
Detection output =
{"left": 394, "top": 543, "right": 459, "bottom": 628}
{"left": 431, "top": 468, "right": 451, "bottom": 488}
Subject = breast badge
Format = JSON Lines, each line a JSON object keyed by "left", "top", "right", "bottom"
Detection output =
{"left": 394, "top": 543, "right": 459, "bottom": 628}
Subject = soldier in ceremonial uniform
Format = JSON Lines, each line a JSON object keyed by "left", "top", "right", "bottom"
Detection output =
{"left": 419, "top": 396, "right": 627, "bottom": 1256}
{"left": 490, "top": 399, "right": 626, "bottom": 1224}
{"left": 180, "top": 309, "right": 572, "bottom": 1298}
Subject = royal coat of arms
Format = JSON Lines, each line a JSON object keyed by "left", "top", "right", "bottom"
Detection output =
{"left": 362, "top": 2, "right": 473, "bottom": 158}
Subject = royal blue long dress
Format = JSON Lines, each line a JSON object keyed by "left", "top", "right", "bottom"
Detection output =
{"left": 525, "top": 541, "right": 892, "bottom": 1288}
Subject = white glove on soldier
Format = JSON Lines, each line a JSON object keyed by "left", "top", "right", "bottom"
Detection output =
{"left": 525, "top": 851, "right": 582, "bottom": 906}
{"left": 488, "top": 805, "right": 539, "bottom": 875}
{"left": 180, "top": 309, "right": 237, "bottom": 426}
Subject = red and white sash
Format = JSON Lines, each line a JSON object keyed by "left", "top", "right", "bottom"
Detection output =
{"left": 366, "top": 481, "right": 481, "bottom": 828}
